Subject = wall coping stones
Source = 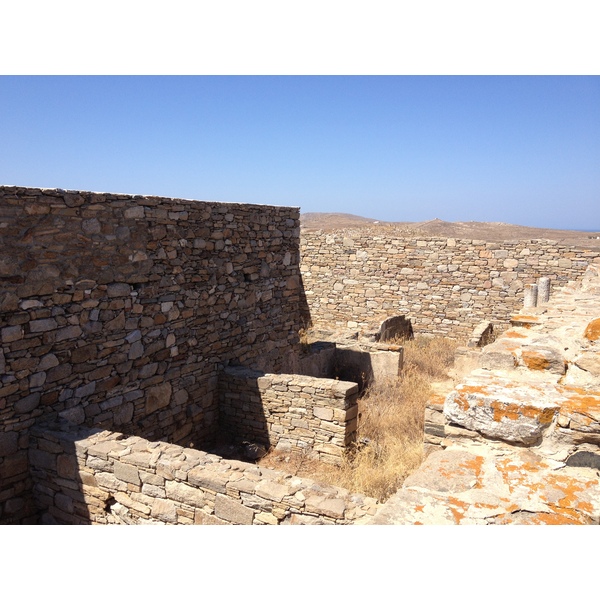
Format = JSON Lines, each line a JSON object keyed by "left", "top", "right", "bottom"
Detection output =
{"left": 29, "top": 419, "right": 378, "bottom": 525}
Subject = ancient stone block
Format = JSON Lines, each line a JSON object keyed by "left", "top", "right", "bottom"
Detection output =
{"left": 1, "top": 451, "right": 28, "bottom": 477}
{"left": 145, "top": 382, "right": 172, "bottom": 414}
{"left": 38, "top": 353, "right": 60, "bottom": 370}
{"left": 46, "top": 363, "right": 72, "bottom": 383}
{"left": 59, "top": 406, "right": 85, "bottom": 425}
{"left": 305, "top": 495, "right": 345, "bottom": 519}
{"left": 214, "top": 494, "right": 254, "bottom": 525}
{"left": 107, "top": 283, "right": 131, "bottom": 298}
{"left": 2, "top": 325, "right": 23, "bottom": 343}
{"left": 313, "top": 406, "right": 334, "bottom": 421}
{"left": 521, "top": 346, "right": 566, "bottom": 374}
{"left": 151, "top": 498, "right": 178, "bottom": 523}
{"left": 82, "top": 218, "right": 101, "bottom": 234}
{"left": 575, "top": 352, "right": 600, "bottom": 377}
{"left": 0, "top": 432, "right": 19, "bottom": 458}
{"left": 15, "top": 393, "right": 40, "bottom": 414}
{"left": 55, "top": 326, "right": 82, "bottom": 342}
{"left": 165, "top": 481, "right": 206, "bottom": 508}
{"left": 57, "top": 454, "right": 79, "bottom": 479}
{"left": 29, "top": 319, "right": 58, "bottom": 333}
{"left": 114, "top": 462, "right": 141, "bottom": 485}
{"left": 444, "top": 379, "right": 561, "bottom": 445}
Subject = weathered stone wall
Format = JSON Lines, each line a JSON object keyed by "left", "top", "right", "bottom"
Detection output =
{"left": 0, "top": 186, "right": 305, "bottom": 523}
{"left": 29, "top": 421, "right": 378, "bottom": 525}
{"left": 301, "top": 228, "right": 600, "bottom": 339}
{"left": 219, "top": 367, "right": 359, "bottom": 464}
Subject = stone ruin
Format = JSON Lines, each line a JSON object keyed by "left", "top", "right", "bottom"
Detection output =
{"left": 373, "top": 261, "right": 600, "bottom": 524}
{"left": 1, "top": 185, "right": 599, "bottom": 525}
{"left": 0, "top": 186, "right": 398, "bottom": 524}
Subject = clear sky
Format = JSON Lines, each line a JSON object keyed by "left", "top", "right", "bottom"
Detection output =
{"left": 1, "top": 76, "right": 598, "bottom": 230}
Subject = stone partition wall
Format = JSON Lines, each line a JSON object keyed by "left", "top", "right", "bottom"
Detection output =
{"left": 218, "top": 367, "right": 359, "bottom": 464}
{"left": 0, "top": 186, "right": 306, "bottom": 523}
{"left": 301, "top": 228, "right": 600, "bottom": 339}
{"left": 29, "top": 421, "right": 378, "bottom": 525}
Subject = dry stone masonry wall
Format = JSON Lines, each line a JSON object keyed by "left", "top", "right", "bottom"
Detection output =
{"left": 301, "top": 228, "right": 600, "bottom": 339}
{"left": 29, "top": 420, "right": 377, "bottom": 525}
{"left": 0, "top": 186, "right": 305, "bottom": 523}
{"left": 219, "top": 367, "right": 359, "bottom": 464}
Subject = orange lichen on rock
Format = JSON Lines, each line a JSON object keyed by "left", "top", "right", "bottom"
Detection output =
{"left": 509, "top": 315, "right": 540, "bottom": 329}
{"left": 496, "top": 456, "right": 598, "bottom": 522}
{"left": 452, "top": 393, "right": 471, "bottom": 412}
{"left": 497, "top": 457, "right": 545, "bottom": 491}
{"left": 489, "top": 400, "right": 556, "bottom": 424}
{"left": 521, "top": 350, "right": 550, "bottom": 371}
{"left": 539, "top": 473, "right": 597, "bottom": 519}
{"left": 584, "top": 317, "right": 600, "bottom": 341}
{"left": 558, "top": 386, "right": 600, "bottom": 426}
{"left": 428, "top": 392, "right": 447, "bottom": 408}
{"left": 504, "top": 330, "right": 528, "bottom": 339}
{"left": 461, "top": 455, "right": 484, "bottom": 487}
{"left": 490, "top": 340, "right": 523, "bottom": 353}
{"left": 490, "top": 400, "right": 521, "bottom": 422}
{"left": 447, "top": 497, "right": 470, "bottom": 524}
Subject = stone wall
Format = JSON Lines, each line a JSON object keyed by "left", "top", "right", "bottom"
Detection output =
{"left": 219, "top": 367, "right": 359, "bottom": 464}
{"left": 0, "top": 186, "right": 306, "bottom": 523}
{"left": 29, "top": 421, "right": 378, "bottom": 525}
{"left": 301, "top": 228, "right": 600, "bottom": 339}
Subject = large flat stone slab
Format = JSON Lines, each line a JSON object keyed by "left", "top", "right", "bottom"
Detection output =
{"left": 444, "top": 377, "right": 562, "bottom": 445}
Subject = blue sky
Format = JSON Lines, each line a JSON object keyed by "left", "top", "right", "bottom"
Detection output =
{"left": 1, "top": 75, "right": 599, "bottom": 229}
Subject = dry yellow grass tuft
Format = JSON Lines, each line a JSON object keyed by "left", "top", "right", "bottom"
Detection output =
{"left": 259, "top": 336, "right": 458, "bottom": 502}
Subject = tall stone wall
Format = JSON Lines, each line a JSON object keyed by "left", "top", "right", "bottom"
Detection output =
{"left": 301, "top": 228, "right": 600, "bottom": 339}
{"left": 0, "top": 186, "right": 306, "bottom": 523}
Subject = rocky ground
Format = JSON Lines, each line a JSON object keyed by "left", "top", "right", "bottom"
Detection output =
{"left": 367, "top": 260, "right": 600, "bottom": 524}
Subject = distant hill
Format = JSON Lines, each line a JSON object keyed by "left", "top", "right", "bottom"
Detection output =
{"left": 300, "top": 213, "right": 600, "bottom": 248}
{"left": 301, "top": 213, "right": 387, "bottom": 229}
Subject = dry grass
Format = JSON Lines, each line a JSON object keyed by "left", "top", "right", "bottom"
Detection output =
{"left": 259, "top": 336, "right": 458, "bottom": 502}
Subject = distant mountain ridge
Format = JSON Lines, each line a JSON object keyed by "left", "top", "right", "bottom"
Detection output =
{"left": 300, "top": 212, "right": 600, "bottom": 248}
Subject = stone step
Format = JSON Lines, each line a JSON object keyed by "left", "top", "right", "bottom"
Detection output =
{"left": 444, "top": 376, "right": 564, "bottom": 445}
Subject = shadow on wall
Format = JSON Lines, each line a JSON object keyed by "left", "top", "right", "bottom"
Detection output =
{"left": 297, "top": 273, "right": 313, "bottom": 331}
{"left": 333, "top": 349, "right": 374, "bottom": 394}
{"left": 29, "top": 422, "right": 91, "bottom": 524}
{"left": 217, "top": 368, "right": 270, "bottom": 452}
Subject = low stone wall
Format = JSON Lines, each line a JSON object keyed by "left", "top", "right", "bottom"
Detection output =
{"left": 29, "top": 421, "right": 378, "bottom": 525}
{"left": 301, "top": 228, "right": 600, "bottom": 339}
{"left": 218, "top": 367, "right": 359, "bottom": 464}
